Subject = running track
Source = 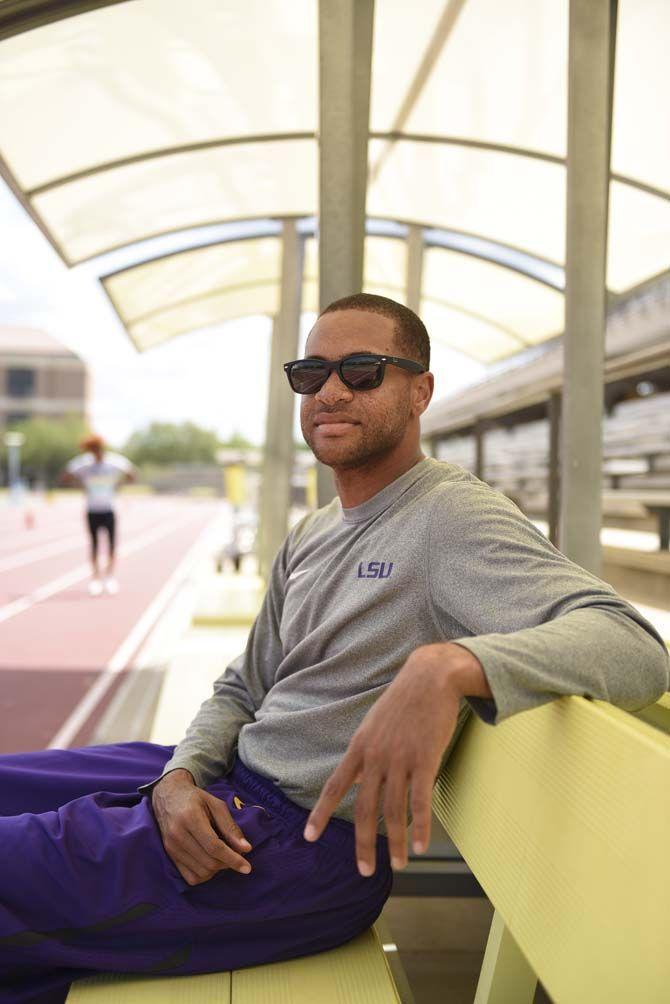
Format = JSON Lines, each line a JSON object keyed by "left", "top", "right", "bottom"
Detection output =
{"left": 0, "top": 494, "right": 222, "bottom": 754}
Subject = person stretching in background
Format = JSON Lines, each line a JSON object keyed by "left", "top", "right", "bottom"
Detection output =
{"left": 59, "top": 433, "right": 136, "bottom": 596}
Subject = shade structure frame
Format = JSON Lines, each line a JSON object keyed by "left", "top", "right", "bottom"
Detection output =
{"left": 0, "top": 150, "right": 71, "bottom": 265}
{"left": 369, "top": 131, "right": 670, "bottom": 203}
{"left": 26, "top": 139, "right": 319, "bottom": 269}
{"left": 258, "top": 219, "right": 303, "bottom": 581}
{"left": 100, "top": 231, "right": 285, "bottom": 354}
{"left": 26, "top": 132, "right": 318, "bottom": 199}
{"left": 98, "top": 214, "right": 568, "bottom": 295}
{"left": 0, "top": 0, "right": 132, "bottom": 42}
{"left": 0, "top": 0, "right": 666, "bottom": 294}
{"left": 3, "top": 131, "right": 666, "bottom": 270}
{"left": 368, "top": 139, "right": 670, "bottom": 289}
{"left": 99, "top": 211, "right": 669, "bottom": 363}
{"left": 559, "top": 0, "right": 616, "bottom": 576}
{"left": 99, "top": 215, "right": 572, "bottom": 365}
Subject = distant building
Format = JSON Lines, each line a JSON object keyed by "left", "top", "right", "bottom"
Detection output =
{"left": 0, "top": 326, "right": 88, "bottom": 428}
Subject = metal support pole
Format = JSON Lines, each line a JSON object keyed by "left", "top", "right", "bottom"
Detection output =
{"left": 406, "top": 225, "right": 424, "bottom": 314}
{"left": 560, "top": 0, "right": 617, "bottom": 574}
{"left": 8, "top": 444, "right": 20, "bottom": 488}
{"left": 474, "top": 909, "right": 537, "bottom": 1004}
{"left": 548, "top": 392, "right": 562, "bottom": 545}
{"left": 4, "top": 431, "right": 24, "bottom": 503}
{"left": 474, "top": 421, "right": 485, "bottom": 481}
{"left": 259, "top": 220, "right": 303, "bottom": 580}
{"left": 316, "top": 0, "right": 374, "bottom": 506}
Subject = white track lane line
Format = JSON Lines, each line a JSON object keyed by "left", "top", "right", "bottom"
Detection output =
{"left": 47, "top": 512, "right": 226, "bottom": 750}
{"left": 0, "top": 534, "right": 92, "bottom": 573}
{"left": 0, "top": 510, "right": 203, "bottom": 626}
{"left": 0, "top": 504, "right": 185, "bottom": 573}
{"left": 0, "top": 499, "right": 173, "bottom": 563}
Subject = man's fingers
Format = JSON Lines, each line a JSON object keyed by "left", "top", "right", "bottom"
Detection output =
{"left": 354, "top": 771, "right": 382, "bottom": 877}
{"left": 206, "top": 794, "right": 252, "bottom": 851}
{"left": 409, "top": 768, "right": 435, "bottom": 854}
{"left": 185, "top": 804, "right": 251, "bottom": 874}
{"left": 174, "top": 828, "right": 227, "bottom": 872}
{"left": 177, "top": 863, "right": 199, "bottom": 886}
{"left": 191, "top": 823, "right": 251, "bottom": 874}
{"left": 382, "top": 769, "right": 409, "bottom": 870}
{"left": 166, "top": 828, "right": 228, "bottom": 881}
{"left": 304, "top": 753, "right": 360, "bottom": 842}
{"left": 174, "top": 846, "right": 216, "bottom": 885}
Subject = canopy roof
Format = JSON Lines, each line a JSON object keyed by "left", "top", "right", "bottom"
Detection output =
{"left": 0, "top": 0, "right": 667, "bottom": 364}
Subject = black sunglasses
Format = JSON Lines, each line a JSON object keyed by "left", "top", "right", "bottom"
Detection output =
{"left": 284, "top": 353, "right": 426, "bottom": 394}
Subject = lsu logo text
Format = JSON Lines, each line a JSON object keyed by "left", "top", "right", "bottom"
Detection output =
{"left": 357, "top": 561, "right": 394, "bottom": 579}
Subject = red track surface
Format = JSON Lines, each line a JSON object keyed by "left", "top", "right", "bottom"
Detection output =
{"left": 0, "top": 494, "right": 220, "bottom": 753}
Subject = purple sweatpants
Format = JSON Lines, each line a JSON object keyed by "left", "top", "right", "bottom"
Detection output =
{"left": 0, "top": 742, "right": 392, "bottom": 1004}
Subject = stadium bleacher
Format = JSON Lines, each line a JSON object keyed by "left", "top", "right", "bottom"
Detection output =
{"left": 436, "top": 390, "right": 670, "bottom": 538}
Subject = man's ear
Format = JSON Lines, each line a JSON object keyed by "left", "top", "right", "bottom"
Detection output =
{"left": 412, "top": 372, "right": 434, "bottom": 417}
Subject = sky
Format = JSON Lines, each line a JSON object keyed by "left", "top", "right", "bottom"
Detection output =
{"left": 0, "top": 178, "right": 486, "bottom": 448}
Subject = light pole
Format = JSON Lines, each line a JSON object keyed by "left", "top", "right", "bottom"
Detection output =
{"left": 4, "top": 431, "right": 24, "bottom": 503}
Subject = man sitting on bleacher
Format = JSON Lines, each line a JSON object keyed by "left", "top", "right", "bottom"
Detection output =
{"left": 1, "top": 294, "right": 668, "bottom": 1004}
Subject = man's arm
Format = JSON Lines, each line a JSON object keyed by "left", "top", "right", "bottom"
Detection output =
{"left": 306, "top": 483, "right": 669, "bottom": 874}
{"left": 424, "top": 483, "right": 669, "bottom": 725}
{"left": 151, "top": 546, "right": 288, "bottom": 788}
{"left": 305, "top": 641, "right": 488, "bottom": 875}
{"left": 150, "top": 538, "right": 290, "bottom": 885}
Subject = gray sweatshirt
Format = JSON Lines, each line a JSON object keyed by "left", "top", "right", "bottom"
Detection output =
{"left": 146, "top": 458, "right": 669, "bottom": 823}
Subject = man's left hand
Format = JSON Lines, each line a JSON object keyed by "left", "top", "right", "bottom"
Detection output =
{"left": 303, "top": 642, "right": 489, "bottom": 876}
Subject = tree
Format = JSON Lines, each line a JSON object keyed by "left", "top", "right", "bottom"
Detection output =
{"left": 124, "top": 421, "right": 220, "bottom": 466}
{"left": 221, "top": 430, "right": 254, "bottom": 450}
{"left": 0, "top": 414, "right": 86, "bottom": 487}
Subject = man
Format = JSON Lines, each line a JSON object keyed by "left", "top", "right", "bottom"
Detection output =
{"left": 1, "top": 296, "right": 667, "bottom": 1003}
{"left": 59, "top": 434, "right": 135, "bottom": 595}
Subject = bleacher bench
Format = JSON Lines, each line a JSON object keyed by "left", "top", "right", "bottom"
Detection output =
{"left": 434, "top": 691, "right": 670, "bottom": 1003}
{"left": 67, "top": 926, "right": 401, "bottom": 1003}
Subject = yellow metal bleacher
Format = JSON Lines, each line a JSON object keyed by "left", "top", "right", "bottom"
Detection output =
{"left": 435, "top": 693, "right": 670, "bottom": 1003}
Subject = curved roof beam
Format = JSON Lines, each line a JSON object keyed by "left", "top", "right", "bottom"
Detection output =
{"left": 0, "top": 0, "right": 130, "bottom": 42}
{"left": 26, "top": 133, "right": 315, "bottom": 197}
{"left": 24, "top": 130, "right": 665, "bottom": 203}
{"left": 99, "top": 217, "right": 559, "bottom": 355}
{"left": 370, "top": 133, "right": 670, "bottom": 202}
{"left": 95, "top": 218, "right": 285, "bottom": 279}
{"left": 422, "top": 226, "right": 564, "bottom": 290}
{"left": 97, "top": 215, "right": 565, "bottom": 294}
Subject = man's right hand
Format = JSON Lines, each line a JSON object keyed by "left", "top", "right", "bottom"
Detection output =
{"left": 151, "top": 768, "right": 253, "bottom": 886}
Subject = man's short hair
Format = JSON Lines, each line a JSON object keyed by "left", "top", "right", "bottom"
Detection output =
{"left": 320, "top": 293, "right": 431, "bottom": 370}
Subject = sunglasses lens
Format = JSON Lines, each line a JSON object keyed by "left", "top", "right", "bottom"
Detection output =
{"left": 341, "top": 357, "right": 383, "bottom": 389}
{"left": 289, "top": 361, "right": 329, "bottom": 394}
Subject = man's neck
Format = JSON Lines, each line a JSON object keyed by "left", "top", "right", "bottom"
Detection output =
{"left": 333, "top": 447, "right": 425, "bottom": 509}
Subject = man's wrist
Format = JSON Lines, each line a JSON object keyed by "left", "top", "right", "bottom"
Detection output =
{"left": 153, "top": 767, "right": 196, "bottom": 793}
{"left": 417, "top": 642, "right": 492, "bottom": 700}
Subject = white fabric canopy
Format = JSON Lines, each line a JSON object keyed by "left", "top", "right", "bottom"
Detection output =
{"left": 0, "top": 0, "right": 666, "bottom": 358}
